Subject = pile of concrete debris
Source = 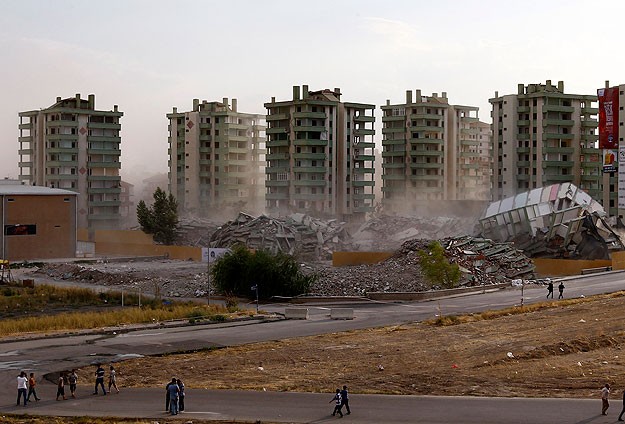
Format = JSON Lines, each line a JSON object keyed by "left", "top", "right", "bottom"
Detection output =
{"left": 209, "top": 212, "right": 352, "bottom": 260}
{"left": 350, "top": 215, "right": 478, "bottom": 252}
{"left": 308, "top": 235, "right": 535, "bottom": 296}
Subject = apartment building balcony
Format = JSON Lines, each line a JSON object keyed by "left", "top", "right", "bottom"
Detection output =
{"left": 47, "top": 134, "right": 79, "bottom": 141}
{"left": 409, "top": 175, "right": 443, "bottom": 181}
{"left": 409, "top": 113, "right": 442, "bottom": 120}
{"left": 460, "top": 139, "right": 480, "bottom": 146}
{"left": 223, "top": 122, "right": 250, "bottom": 130}
{"left": 293, "top": 138, "right": 327, "bottom": 146}
{"left": 542, "top": 175, "right": 574, "bottom": 182}
{"left": 265, "top": 166, "right": 290, "bottom": 174}
{"left": 580, "top": 161, "right": 600, "bottom": 168}
{"left": 581, "top": 120, "right": 598, "bottom": 128}
{"left": 293, "top": 125, "right": 326, "bottom": 132}
{"left": 542, "top": 161, "right": 575, "bottom": 168}
{"left": 88, "top": 187, "right": 121, "bottom": 194}
{"left": 354, "top": 154, "right": 375, "bottom": 161}
{"left": 409, "top": 137, "right": 444, "bottom": 145}
{"left": 88, "top": 175, "right": 121, "bottom": 181}
{"left": 46, "top": 147, "right": 79, "bottom": 154}
{"left": 354, "top": 115, "right": 375, "bottom": 123}
{"left": 89, "top": 200, "right": 122, "bottom": 207}
{"left": 294, "top": 152, "right": 326, "bottom": 160}
{"left": 292, "top": 166, "right": 327, "bottom": 173}
{"left": 460, "top": 163, "right": 480, "bottom": 169}
{"left": 266, "top": 180, "right": 290, "bottom": 187}
{"left": 19, "top": 123, "right": 32, "bottom": 130}
{"left": 581, "top": 147, "right": 601, "bottom": 155}
{"left": 87, "top": 161, "right": 121, "bottom": 169}
{"left": 517, "top": 161, "right": 530, "bottom": 167}
{"left": 293, "top": 180, "right": 326, "bottom": 187}
{"left": 352, "top": 193, "right": 375, "bottom": 200}
{"left": 266, "top": 127, "right": 288, "bottom": 134}
{"left": 542, "top": 105, "right": 574, "bottom": 113}
{"left": 382, "top": 138, "right": 406, "bottom": 145}
{"left": 293, "top": 111, "right": 326, "bottom": 119}
{"left": 516, "top": 147, "right": 531, "bottom": 153}
{"left": 409, "top": 162, "right": 441, "bottom": 169}
{"left": 267, "top": 139, "right": 289, "bottom": 147}
{"left": 382, "top": 163, "right": 405, "bottom": 169}
{"left": 224, "top": 159, "right": 250, "bottom": 166}
{"left": 381, "top": 115, "right": 406, "bottom": 122}
{"left": 266, "top": 192, "right": 289, "bottom": 200}
{"left": 581, "top": 174, "right": 601, "bottom": 181}
{"left": 266, "top": 152, "right": 289, "bottom": 160}
{"left": 354, "top": 141, "right": 376, "bottom": 148}
{"left": 18, "top": 148, "right": 33, "bottom": 155}
{"left": 409, "top": 125, "right": 443, "bottom": 132}
{"left": 47, "top": 174, "right": 78, "bottom": 180}
{"left": 87, "top": 135, "right": 120, "bottom": 143}
{"left": 88, "top": 214, "right": 121, "bottom": 221}
{"left": 46, "top": 160, "right": 78, "bottom": 167}
{"left": 353, "top": 205, "right": 374, "bottom": 213}
{"left": 88, "top": 122, "right": 121, "bottom": 130}
{"left": 266, "top": 113, "right": 288, "bottom": 121}
{"left": 382, "top": 174, "right": 405, "bottom": 180}
{"left": 353, "top": 166, "right": 375, "bottom": 173}
{"left": 382, "top": 151, "right": 406, "bottom": 157}
{"left": 352, "top": 180, "right": 375, "bottom": 187}
{"left": 409, "top": 150, "right": 444, "bottom": 156}
{"left": 354, "top": 128, "right": 375, "bottom": 137}
{"left": 199, "top": 122, "right": 212, "bottom": 129}
{"left": 87, "top": 148, "right": 121, "bottom": 156}
{"left": 18, "top": 136, "right": 32, "bottom": 143}
{"left": 517, "top": 133, "right": 531, "bottom": 141}
{"left": 517, "top": 106, "right": 530, "bottom": 113}
{"left": 199, "top": 159, "right": 211, "bottom": 165}
{"left": 46, "top": 120, "right": 79, "bottom": 128}
{"left": 293, "top": 193, "right": 328, "bottom": 201}
{"left": 516, "top": 174, "right": 530, "bottom": 181}
{"left": 581, "top": 107, "right": 599, "bottom": 115}
{"left": 544, "top": 133, "right": 574, "bottom": 140}
{"left": 382, "top": 127, "right": 405, "bottom": 134}
{"left": 517, "top": 120, "right": 530, "bottom": 126}
{"left": 544, "top": 147, "right": 574, "bottom": 154}
{"left": 581, "top": 134, "right": 599, "bottom": 142}
{"left": 543, "top": 119, "right": 574, "bottom": 126}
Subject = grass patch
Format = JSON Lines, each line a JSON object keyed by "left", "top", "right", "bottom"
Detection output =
{"left": 428, "top": 290, "right": 625, "bottom": 326}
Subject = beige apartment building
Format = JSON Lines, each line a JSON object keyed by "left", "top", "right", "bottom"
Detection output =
{"left": 264, "top": 85, "right": 376, "bottom": 221}
{"left": 167, "top": 98, "right": 266, "bottom": 217}
{"left": 18, "top": 94, "right": 123, "bottom": 230}
{"left": 381, "top": 90, "right": 491, "bottom": 214}
{"left": 489, "top": 81, "right": 605, "bottom": 210}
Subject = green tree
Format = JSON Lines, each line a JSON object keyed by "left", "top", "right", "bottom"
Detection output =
{"left": 211, "top": 245, "right": 316, "bottom": 299}
{"left": 417, "top": 241, "right": 461, "bottom": 289}
{"left": 137, "top": 187, "right": 179, "bottom": 245}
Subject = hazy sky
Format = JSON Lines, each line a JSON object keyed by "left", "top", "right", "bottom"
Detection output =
{"left": 1, "top": 0, "right": 624, "bottom": 186}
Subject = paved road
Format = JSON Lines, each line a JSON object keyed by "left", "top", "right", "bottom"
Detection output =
{"left": 1, "top": 271, "right": 624, "bottom": 422}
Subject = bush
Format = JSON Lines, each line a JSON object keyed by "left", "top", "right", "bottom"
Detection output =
{"left": 417, "top": 241, "right": 461, "bottom": 289}
{"left": 211, "top": 245, "right": 316, "bottom": 299}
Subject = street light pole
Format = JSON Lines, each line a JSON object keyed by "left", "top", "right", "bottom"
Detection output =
{"left": 207, "top": 251, "right": 211, "bottom": 305}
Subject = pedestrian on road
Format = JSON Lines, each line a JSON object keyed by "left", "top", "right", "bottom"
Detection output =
{"left": 547, "top": 281, "right": 554, "bottom": 298}
{"left": 68, "top": 369, "right": 78, "bottom": 398}
{"left": 602, "top": 383, "right": 611, "bottom": 415}
{"left": 26, "top": 372, "right": 40, "bottom": 402}
{"left": 167, "top": 377, "right": 180, "bottom": 415}
{"left": 93, "top": 363, "right": 106, "bottom": 395}
{"left": 17, "top": 371, "right": 28, "bottom": 406}
{"left": 177, "top": 378, "right": 185, "bottom": 412}
{"left": 618, "top": 389, "right": 625, "bottom": 421}
{"left": 340, "top": 385, "right": 351, "bottom": 415}
{"left": 165, "top": 377, "right": 175, "bottom": 411}
{"left": 558, "top": 282, "right": 565, "bottom": 299}
{"left": 329, "top": 388, "right": 343, "bottom": 418}
{"left": 56, "top": 372, "right": 67, "bottom": 401}
{"left": 108, "top": 365, "right": 120, "bottom": 394}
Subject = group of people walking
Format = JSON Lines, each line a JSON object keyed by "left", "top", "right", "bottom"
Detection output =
{"left": 329, "top": 385, "right": 351, "bottom": 418}
{"left": 92, "top": 363, "right": 120, "bottom": 396}
{"left": 16, "top": 371, "right": 40, "bottom": 406}
{"left": 546, "top": 281, "right": 565, "bottom": 299}
{"left": 165, "top": 377, "right": 186, "bottom": 415}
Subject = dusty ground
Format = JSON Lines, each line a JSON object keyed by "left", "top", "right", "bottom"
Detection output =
{"left": 109, "top": 293, "right": 625, "bottom": 399}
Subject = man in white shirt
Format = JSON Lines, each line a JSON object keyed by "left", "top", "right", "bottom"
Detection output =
{"left": 602, "top": 383, "right": 611, "bottom": 415}
{"left": 17, "top": 371, "right": 28, "bottom": 406}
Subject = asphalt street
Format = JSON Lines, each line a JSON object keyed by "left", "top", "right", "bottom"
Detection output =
{"left": 0, "top": 271, "right": 624, "bottom": 422}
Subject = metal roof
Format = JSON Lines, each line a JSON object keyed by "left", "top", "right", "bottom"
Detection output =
{"left": 0, "top": 185, "right": 77, "bottom": 196}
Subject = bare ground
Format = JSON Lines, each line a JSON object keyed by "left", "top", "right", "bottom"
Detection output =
{"left": 110, "top": 293, "right": 625, "bottom": 399}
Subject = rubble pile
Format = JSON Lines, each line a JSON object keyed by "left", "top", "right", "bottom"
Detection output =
{"left": 209, "top": 212, "right": 352, "bottom": 260}
{"left": 308, "top": 235, "right": 535, "bottom": 296}
{"left": 175, "top": 217, "right": 222, "bottom": 246}
{"left": 351, "top": 215, "right": 478, "bottom": 252}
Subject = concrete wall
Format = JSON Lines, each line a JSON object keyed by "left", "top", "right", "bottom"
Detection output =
{"left": 332, "top": 251, "right": 394, "bottom": 266}
{"left": 533, "top": 258, "right": 613, "bottom": 277}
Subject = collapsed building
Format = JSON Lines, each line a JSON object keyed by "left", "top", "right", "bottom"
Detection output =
{"left": 478, "top": 183, "right": 624, "bottom": 259}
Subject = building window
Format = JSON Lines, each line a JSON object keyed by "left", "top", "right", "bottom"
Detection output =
{"left": 5, "top": 224, "right": 37, "bottom": 236}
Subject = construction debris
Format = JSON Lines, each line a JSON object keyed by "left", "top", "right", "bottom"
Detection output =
{"left": 478, "top": 183, "right": 624, "bottom": 259}
{"left": 209, "top": 212, "right": 351, "bottom": 260}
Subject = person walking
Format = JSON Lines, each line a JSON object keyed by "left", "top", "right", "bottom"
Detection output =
{"left": 17, "top": 371, "right": 28, "bottom": 406}
{"left": 618, "top": 389, "right": 625, "bottom": 421}
{"left": 329, "top": 388, "right": 343, "bottom": 418}
{"left": 26, "top": 372, "right": 40, "bottom": 402}
{"left": 558, "top": 282, "right": 565, "bottom": 299}
{"left": 340, "top": 385, "right": 351, "bottom": 415}
{"left": 177, "top": 378, "right": 185, "bottom": 412}
{"left": 165, "top": 378, "right": 175, "bottom": 412}
{"left": 167, "top": 377, "right": 180, "bottom": 415}
{"left": 546, "top": 281, "right": 554, "bottom": 298}
{"left": 602, "top": 383, "right": 611, "bottom": 415}
{"left": 56, "top": 372, "right": 67, "bottom": 401}
{"left": 93, "top": 364, "right": 107, "bottom": 395}
{"left": 68, "top": 369, "right": 78, "bottom": 398}
{"left": 108, "top": 365, "right": 120, "bottom": 394}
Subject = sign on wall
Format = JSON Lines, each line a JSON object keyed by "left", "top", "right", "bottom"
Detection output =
{"left": 598, "top": 86, "right": 620, "bottom": 150}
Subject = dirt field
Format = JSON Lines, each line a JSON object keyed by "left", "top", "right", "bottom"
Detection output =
{"left": 112, "top": 293, "right": 625, "bottom": 399}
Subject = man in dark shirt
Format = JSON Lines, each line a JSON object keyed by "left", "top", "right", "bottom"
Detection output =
{"left": 93, "top": 364, "right": 106, "bottom": 395}
{"left": 340, "top": 385, "right": 351, "bottom": 415}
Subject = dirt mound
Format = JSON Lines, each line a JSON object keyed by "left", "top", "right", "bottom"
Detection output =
{"left": 519, "top": 335, "right": 620, "bottom": 360}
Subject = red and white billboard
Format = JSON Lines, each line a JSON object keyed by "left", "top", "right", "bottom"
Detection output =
{"left": 598, "top": 86, "right": 619, "bottom": 150}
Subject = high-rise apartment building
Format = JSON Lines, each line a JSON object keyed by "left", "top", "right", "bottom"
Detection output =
{"left": 489, "top": 81, "right": 602, "bottom": 206}
{"left": 18, "top": 94, "right": 123, "bottom": 230}
{"left": 264, "top": 85, "right": 376, "bottom": 220}
{"left": 380, "top": 90, "right": 491, "bottom": 213}
{"left": 167, "top": 98, "right": 266, "bottom": 217}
